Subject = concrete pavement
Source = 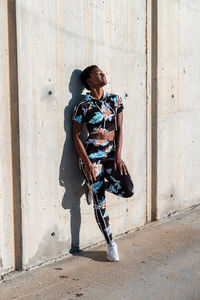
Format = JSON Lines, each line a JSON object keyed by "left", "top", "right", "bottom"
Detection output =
{"left": 1, "top": 205, "right": 200, "bottom": 300}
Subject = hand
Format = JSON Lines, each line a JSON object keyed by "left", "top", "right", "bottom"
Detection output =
{"left": 114, "top": 155, "right": 128, "bottom": 175}
{"left": 84, "top": 162, "right": 96, "bottom": 182}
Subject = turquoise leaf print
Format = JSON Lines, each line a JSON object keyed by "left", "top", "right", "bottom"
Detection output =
{"left": 91, "top": 180, "right": 103, "bottom": 192}
{"left": 103, "top": 211, "right": 109, "bottom": 218}
{"left": 89, "top": 112, "right": 104, "bottom": 124}
{"left": 105, "top": 113, "right": 114, "bottom": 121}
{"left": 99, "top": 195, "right": 105, "bottom": 202}
{"left": 104, "top": 145, "right": 113, "bottom": 154}
{"left": 93, "top": 140, "right": 110, "bottom": 146}
{"left": 107, "top": 182, "right": 122, "bottom": 193}
{"left": 90, "top": 125, "right": 108, "bottom": 134}
{"left": 98, "top": 195, "right": 106, "bottom": 205}
{"left": 111, "top": 95, "right": 122, "bottom": 108}
{"left": 85, "top": 93, "right": 92, "bottom": 101}
{"left": 74, "top": 115, "right": 82, "bottom": 123}
{"left": 88, "top": 150, "right": 107, "bottom": 159}
{"left": 93, "top": 160, "right": 104, "bottom": 176}
{"left": 108, "top": 184, "right": 117, "bottom": 193}
{"left": 114, "top": 182, "right": 122, "bottom": 190}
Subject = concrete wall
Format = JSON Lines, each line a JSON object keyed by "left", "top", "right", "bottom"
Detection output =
{"left": 0, "top": 0, "right": 200, "bottom": 276}
{"left": 0, "top": 1, "right": 15, "bottom": 275}
{"left": 156, "top": 0, "right": 200, "bottom": 218}
{"left": 15, "top": 0, "right": 147, "bottom": 270}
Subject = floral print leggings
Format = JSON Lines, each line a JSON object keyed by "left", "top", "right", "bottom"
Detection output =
{"left": 80, "top": 138, "right": 134, "bottom": 244}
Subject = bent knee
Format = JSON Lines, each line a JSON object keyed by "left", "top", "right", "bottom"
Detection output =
{"left": 122, "top": 184, "right": 135, "bottom": 198}
{"left": 123, "top": 191, "right": 134, "bottom": 198}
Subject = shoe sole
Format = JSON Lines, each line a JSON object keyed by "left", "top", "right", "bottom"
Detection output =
{"left": 86, "top": 190, "right": 93, "bottom": 205}
{"left": 106, "top": 257, "right": 119, "bottom": 262}
{"left": 86, "top": 194, "right": 92, "bottom": 205}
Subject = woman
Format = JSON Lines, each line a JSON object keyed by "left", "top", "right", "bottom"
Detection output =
{"left": 72, "top": 65, "right": 134, "bottom": 261}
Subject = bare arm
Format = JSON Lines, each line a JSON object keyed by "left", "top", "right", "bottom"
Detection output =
{"left": 72, "top": 120, "right": 96, "bottom": 181}
{"left": 114, "top": 112, "right": 128, "bottom": 175}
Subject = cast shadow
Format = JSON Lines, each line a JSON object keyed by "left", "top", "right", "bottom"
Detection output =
{"left": 59, "top": 69, "right": 88, "bottom": 253}
{"left": 71, "top": 250, "right": 108, "bottom": 262}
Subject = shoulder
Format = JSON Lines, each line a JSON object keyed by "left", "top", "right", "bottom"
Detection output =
{"left": 106, "top": 93, "right": 122, "bottom": 103}
{"left": 73, "top": 95, "right": 93, "bottom": 119}
{"left": 106, "top": 93, "right": 123, "bottom": 107}
{"left": 73, "top": 97, "right": 91, "bottom": 110}
{"left": 74, "top": 100, "right": 88, "bottom": 109}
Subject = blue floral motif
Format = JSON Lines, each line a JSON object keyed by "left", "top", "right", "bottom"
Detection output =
{"left": 90, "top": 104, "right": 97, "bottom": 108}
{"left": 74, "top": 115, "right": 82, "bottom": 123}
{"left": 112, "top": 184, "right": 118, "bottom": 193}
{"left": 94, "top": 160, "right": 104, "bottom": 176}
{"left": 91, "top": 180, "right": 103, "bottom": 192}
{"left": 100, "top": 103, "right": 114, "bottom": 121}
{"left": 93, "top": 140, "right": 110, "bottom": 146}
{"left": 98, "top": 195, "right": 106, "bottom": 204}
{"left": 103, "top": 211, "right": 109, "bottom": 218}
{"left": 89, "top": 150, "right": 107, "bottom": 159}
{"left": 90, "top": 125, "right": 108, "bottom": 134}
{"left": 114, "top": 182, "right": 122, "bottom": 190}
{"left": 104, "top": 112, "right": 114, "bottom": 121}
{"left": 104, "top": 145, "right": 114, "bottom": 154}
{"left": 85, "top": 93, "right": 92, "bottom": 101}
{"left": 107, "top": 182, "right": 122, "bottom": 194}
{"left": 89, "top": 112, "right": 104, "bottom": 124}
{"left": 110, "top": 95, "right": 122, "bottom": 108}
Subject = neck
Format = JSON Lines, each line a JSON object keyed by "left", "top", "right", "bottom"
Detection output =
{"left": 90, "top": 87, "right": 104, "bottom": 100}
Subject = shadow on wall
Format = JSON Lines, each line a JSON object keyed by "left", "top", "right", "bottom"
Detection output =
{"left": 59, "top": 69, "right": 88, "bottom": 253}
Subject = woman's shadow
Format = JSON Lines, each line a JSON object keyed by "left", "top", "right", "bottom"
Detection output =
{"left": 59, "top": 69, "right": 88, "bottom": 253}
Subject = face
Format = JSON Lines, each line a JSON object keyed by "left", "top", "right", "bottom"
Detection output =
{"left": 87, "top": 67, "right": 107, "bottom": 89}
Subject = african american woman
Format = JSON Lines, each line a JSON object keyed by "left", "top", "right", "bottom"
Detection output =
{"left": 72, "top": 65, "right": 134, "bottom": 261}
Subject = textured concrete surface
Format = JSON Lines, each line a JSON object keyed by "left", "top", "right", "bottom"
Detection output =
{"left": 1, "top": 0, "right": 147, "bottom": 274}
{"left": 1, "top": 205, "right": 200, "bottom": 300}
{"left": 0, "top": 0, "right": 15, "bottom": 274}
{"left": 2, "top": 0, "right": 200, "bottom": 276}
{"left": 15, "top": 0, "right": 147, "bottom": 269}
{"left": 157, "top": 0, "right": 200, "bottom": 218}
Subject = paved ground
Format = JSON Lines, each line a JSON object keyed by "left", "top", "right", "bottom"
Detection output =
{"left": 1, "top": 205, "right": 200, "bottom": 300}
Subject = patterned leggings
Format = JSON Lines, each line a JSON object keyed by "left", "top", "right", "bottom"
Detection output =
{"left": 80, "top": 138, "right": 134, "bottom": 244}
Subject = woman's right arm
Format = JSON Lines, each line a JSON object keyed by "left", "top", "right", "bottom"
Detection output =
{"left": 72, "top": 120, "right": 96, "bottom": 182}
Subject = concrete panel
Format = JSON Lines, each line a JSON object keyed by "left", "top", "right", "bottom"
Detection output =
{"left": 0, "top": 1, "right": 15, "bottom": 275}
{"left": 157, "top": 0, "right": 200, "bottom": 218}
{"left": 16, "top": 0, "right": 147, "bottom": 269}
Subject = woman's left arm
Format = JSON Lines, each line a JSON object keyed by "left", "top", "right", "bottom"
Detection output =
{"left": 114, "top": 112, "right": 129, "bottom": 175}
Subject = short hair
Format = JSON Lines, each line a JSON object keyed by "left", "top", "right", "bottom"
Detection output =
{"left": 80, "top": 65, "right": 98, "bottom": 90}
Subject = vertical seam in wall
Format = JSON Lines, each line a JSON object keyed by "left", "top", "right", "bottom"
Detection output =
{"left": 145, "top": 0, "right": 148, "bottom": 223}
{"left": 7, "top": 0, "right": 22, "bottom": 270}
{"left": 145, "top": 0, "right": 154, "bottom": 223}
{"left": 151, "top": 0, "right": 158, "bottom": 221}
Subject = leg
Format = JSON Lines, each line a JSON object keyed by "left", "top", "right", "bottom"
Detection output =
{"left": 104, "top": 158, "right": 134, "bottom": 197}
{"left": 80, "top": 159, "right": 114, "bottom": 244}
{"left": 79, "top": 139, "right": 120, "bottom": 261}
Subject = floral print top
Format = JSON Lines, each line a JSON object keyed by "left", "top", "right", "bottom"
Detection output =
{"left": 72, "top": 91, "right": 124, "bottom": 134}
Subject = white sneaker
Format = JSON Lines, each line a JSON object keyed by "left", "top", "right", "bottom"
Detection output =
{"left": 86, "top": 187, "right": 93, "bottom": 205}
{"left": 107, "top": 241, "right": 119, "bottom": 262}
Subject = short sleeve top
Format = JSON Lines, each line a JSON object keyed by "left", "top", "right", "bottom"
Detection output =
{"left": 72, "top": 92, "right": 124, "bottom": 134}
